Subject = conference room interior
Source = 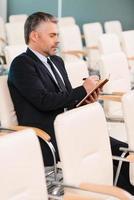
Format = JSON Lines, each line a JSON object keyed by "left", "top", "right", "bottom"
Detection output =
{"left": 1, "top": 0, "right": 134, "bottom": 199}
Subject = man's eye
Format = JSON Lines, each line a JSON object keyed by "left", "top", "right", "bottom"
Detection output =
{"left": 50, "top": 34, "right": 54, "bottom": 37}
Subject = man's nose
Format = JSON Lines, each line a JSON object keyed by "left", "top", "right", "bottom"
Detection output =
{"left": 56, "top": 36, "right": 60, "bottom": 44}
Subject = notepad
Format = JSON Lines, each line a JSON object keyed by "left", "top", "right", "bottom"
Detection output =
{"left": 76, "top": 78, "right": 109, "bottom": 107}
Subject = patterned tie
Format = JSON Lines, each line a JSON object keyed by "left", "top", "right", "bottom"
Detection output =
{"left": 47, "top": 58, "right": 67, "bottom": 92}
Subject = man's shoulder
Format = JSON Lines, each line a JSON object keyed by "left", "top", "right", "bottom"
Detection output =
{"left": 11, "top": 51, "right": 35, "bottom": 66}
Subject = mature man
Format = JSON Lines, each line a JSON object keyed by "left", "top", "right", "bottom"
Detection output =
{"left": 8, "top": 12, "right": 100, "bottom": 166}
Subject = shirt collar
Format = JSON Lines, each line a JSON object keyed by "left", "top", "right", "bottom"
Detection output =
{"left": 29, "top": 48, "right": 48, "bottom": 64}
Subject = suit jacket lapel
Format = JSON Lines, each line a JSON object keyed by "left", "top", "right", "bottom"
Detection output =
{"left": 26, "top": 48, "right": 71, "bottom": 92}
{"left": 50, "top": 56, "right": 71, "bottom": 91}
{"left": 26, "top": 48, "right": 60, "bottom": 89}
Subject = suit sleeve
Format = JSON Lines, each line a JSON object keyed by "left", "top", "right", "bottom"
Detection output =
{"left": 8, "top": 55, "right": 87, "bottom": 111}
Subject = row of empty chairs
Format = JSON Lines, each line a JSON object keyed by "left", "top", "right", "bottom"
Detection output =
{"left": 59, "top": 20, "right": 134, "bottom": 77}
{"left": 63, "top": 52, "right": 132, "bottom": 145}
{"left": 58, "top": 17, "right": 134, "bottom": 74}
{"left": 1, "top": 127, "right": 132, "bottom": 199}
{"left": 1, "top": 14, "right": 134, "bottom": 73}
{"left": 0, "top": 14, "right": 27, "bottom": 46}
{"left": 58, "top": 16, "right": 123, "bottom": 37}
{"left": 0, "top": 16, "right": 26, "bottom": 69}
{"left": 3, "top": 26, "right": 132, "bottom": 73}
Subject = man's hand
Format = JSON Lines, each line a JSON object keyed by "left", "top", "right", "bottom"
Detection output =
{"left": 85, "top": 88, "right": 101, "bottom": 103}
{"left": 83, "top": 75, "right": 101, "bottom": 103}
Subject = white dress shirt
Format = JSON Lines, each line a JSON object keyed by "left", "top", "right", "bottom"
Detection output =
{"left": 29, "top": 48, "right": 65, "bottom": 85}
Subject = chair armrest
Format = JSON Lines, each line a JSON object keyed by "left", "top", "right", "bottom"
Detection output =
{"left": 0, "top": 37, "right": 7, "bottom": 44}
{"left": 106, "top": 116, "right": 124, "bottom": 123}
{"left": 86, "top": 45, "right": 99, "bottom": 50}
{"left": 9, "top": 125, "right": 51, "bottom": 142}
{"left": 128, "top": 56, "right": 134, "bottom": 60}
{"left": 113, "top": 155, "right": 134, "bottom": 163}
{"left": 119, "top": 147, "right": 134, "bottom": 153}
{"left": 99, "top": 94, "right": 123, "bottom": 102}
{"left": 61, "top": 50, "right": 87, "bottom": 58}
{"left": 63, "top": 182, "right": 132, "bottom": 200}
{"left": 63, "top": 194, "right": 92, "bottom": 200}
{"left": 99, "top": 92, "right": 124, "bottom": 102}
{"left": 79, "top": 182, "right": 131, "bottom": 200}
{"left": 113, "top": 153, "right": 134, "bottom": 186}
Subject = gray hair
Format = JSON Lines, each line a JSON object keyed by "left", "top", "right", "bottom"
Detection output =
{"left": 24, "top": 12, "right": 57, "bottom": 44}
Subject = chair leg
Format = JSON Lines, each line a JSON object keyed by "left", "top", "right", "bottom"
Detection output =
{"left": 114, "top": 151, "right": 127, "bottom": 185}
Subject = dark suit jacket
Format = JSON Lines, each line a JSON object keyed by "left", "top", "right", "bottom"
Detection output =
{"left": 8, "top": 48, "right": 87, "bottom": 165}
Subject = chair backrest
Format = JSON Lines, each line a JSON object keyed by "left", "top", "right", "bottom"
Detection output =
{"left": 121, "top": 30, "right": 134, "bottom": 83}
{"left": 98, "top": 33, "right": 122, "bottom": 55}
{"left": 121, "top": 30, "right": 134, "bottom": 58}
{"left": 104, "top": 20, "right": 122, "bottom": 42}
{"left": 0, "top": 16, "right": 6, "bottom": 54}
{"left": 65, "top": 60, "right": 89, "bottom": 88}
{"left": 0, "top": 129, "right": 48, "bottom": 199}
{"left": 58, "top": 16, "right": 76, "bottom": 27}
{"left": 0, "top": 75, "right": 18, "bottom": 127}
{"left": 99, "top": 52, "right": 131, "bottom": 118}
{"left": 0, "top": 16, "right": 6, "bottom": 41}
{"left": 4, "top": 44, "right": 27, "bottom": 66}
{"left": 83, "top": 22, "right": 103, "bottom": 48}
{"left": 9, "top": 14, "right": 28, "bottom": 23}
{"left": 5, "top": 22, "right": 25, "bottom": 45}
{"left": 59, "top": 25, "right": 83, "bottom": 61}
{"left": 83, "top": 22, "right": 103, "bottom": 70}
{"left": 54, "top": 102, "right": 113, "bottom": 186}
{"left": 122, "top": 90, "right": 134, "bottom": 185}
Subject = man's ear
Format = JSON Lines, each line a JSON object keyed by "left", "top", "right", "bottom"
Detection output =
{"left": 29, "top": 31, "right": 39, "bottom": 43}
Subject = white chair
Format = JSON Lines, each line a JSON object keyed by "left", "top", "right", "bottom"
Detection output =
{"left": 1, "top": 129, "right": 130, "bottom": 200}
{"left": 99, "top": 52, "right": 131, "bottom": 143}
{"left": 0, "top": 75, "right": 56, "bottom": 163}
{"left": 98, "top": 33, "right": 122, "bottom": 55}
{"left": 121, "top": 30, "right": 134, "bottom": 59}
{"left": 0, "top": 129, "right": 48, "bottom": 200}
{"left": 5, "top": 22, "right": 25, "bottom": 45}
{"left": 121, "top": 30, "right": 134, "bottom": 83}
{"left": 122, "top": 90, "right": 134, "bottom": 186}
{"left": 58, "top": 16, "right": 76, "bottom": 27}
{"left": 83, "top": 22, "right": 103, "bottom": 70}
{"left": 59, "top": 25, "right": 86, "bottom": 62}
{"left": 99, "top": 52, "right": 131, "bottom": 119}
{"left": 4, "top": 44, "right": 27, "bottom": 66}
{"left": 83, "top": 22, "right": 103, "bottom": 49}
{"left": 104, "top": 20, "right": 123, "bottom": 43}
{"left": 0, "top": 16, "right": 6, "bottom": 55}
{"left": 54, "top": 102, "right": 132, "bottom": 199}
{"left": 9, "top": 14, "right": 28, "bottom": 23}
{"left": 65, "top": 60, "right": 89, "bottom": 88}
{"left": 0, "top": 75, "right": 18, "bottom": 127}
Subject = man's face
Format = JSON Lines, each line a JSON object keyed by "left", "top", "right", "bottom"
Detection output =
{"left": 30, "top": 21, "right": 59, "bottom": 56}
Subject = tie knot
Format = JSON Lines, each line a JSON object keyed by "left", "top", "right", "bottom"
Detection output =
{"left": 47, "top": 58, "right": 51, "bottom": 64}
